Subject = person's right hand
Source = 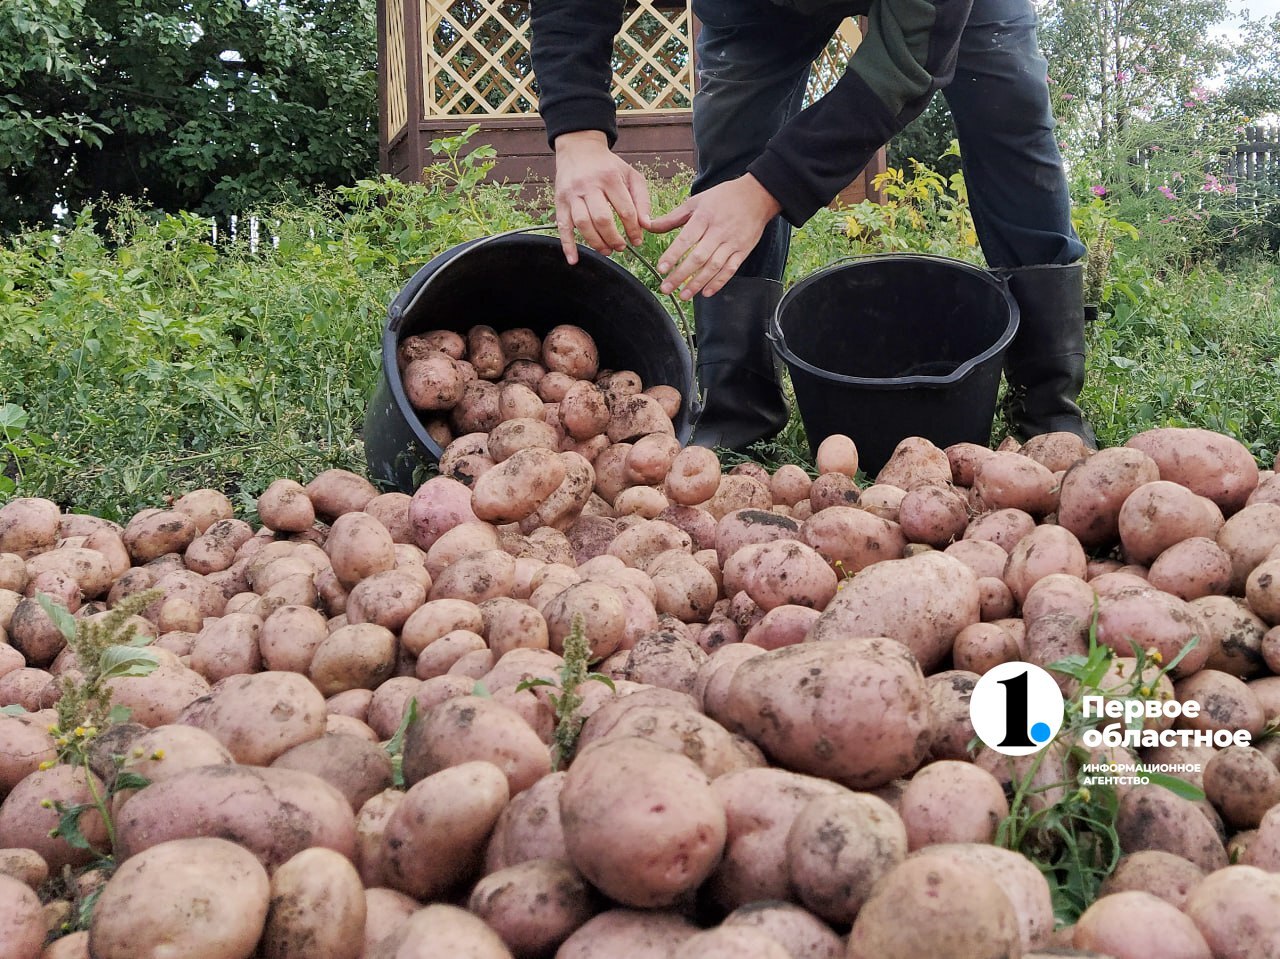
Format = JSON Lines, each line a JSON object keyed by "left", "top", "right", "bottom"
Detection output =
{"left": 553, "top": 130, "right": 652, "bottom": 264}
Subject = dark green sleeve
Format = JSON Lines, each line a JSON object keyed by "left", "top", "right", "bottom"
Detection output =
{"left": 529, "top": 0, "right": 625, "bottom": 148}
{"left": 748, "top": 0, "right": 974, "bottom": 225}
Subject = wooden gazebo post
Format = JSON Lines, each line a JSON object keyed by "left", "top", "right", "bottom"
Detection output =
{"left": 377, "top": 0, "right": 883, "bottom": 204}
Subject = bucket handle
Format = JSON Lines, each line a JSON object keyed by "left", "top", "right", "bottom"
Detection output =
{"left": 766, "top": 251, "right": 1017, "bottom": 382}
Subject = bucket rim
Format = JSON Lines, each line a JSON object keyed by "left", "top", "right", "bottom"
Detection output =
{"left": 768, "top": 252, "right": 1021, "bottom": 389}
{"left": 379, "top": 231, "right": 696, "bottom": 462}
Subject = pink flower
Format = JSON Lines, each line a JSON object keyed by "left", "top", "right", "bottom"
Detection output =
{"left": 1115, "top": 70, "right": 1131, "bottom": 83}
{"left": 1091, "top": 184, "right": 1108, "bottom": 197}
{"left": 1184, "top": 100, "right": 1196, "bottom": 108}
{"left": 1203, "top": 174, "right": 1223, "bottom": 193}
{"left": 1062, "top": 93, "right": 1076, "bottom": 101}
{"left": 1158, "top": 185, "right": 1177, "bottom": 200}
{"left": 1192, "top": 85, "right": 1209, "bottom": 101}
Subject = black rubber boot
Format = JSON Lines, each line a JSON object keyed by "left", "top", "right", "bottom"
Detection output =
{"left": 1001, "top": 263, "right": 1097, "bottom": 447}
{"left": 689, "top": 276, "right": 789, "bottom": 452}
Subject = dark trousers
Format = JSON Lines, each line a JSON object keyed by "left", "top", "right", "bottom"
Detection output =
{"left": 690, "top": 0, "right": 1087, "bottom": 278}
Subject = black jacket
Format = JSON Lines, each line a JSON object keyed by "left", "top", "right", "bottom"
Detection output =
{"left": 529, "top": 0, "right": 974, "bottom": 225}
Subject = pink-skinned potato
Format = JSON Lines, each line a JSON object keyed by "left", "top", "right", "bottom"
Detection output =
{"left": 468, "top": 858, "right": 597, "bottom": 959}
{"left": 401, "top": 695, "right": 551, "bottom": 796}
{"left": 409, "top": 475, "right": 481, "bottom": 551}
{"left": 0, "top": 873, "right": 43, "bottom": 959}
{"left": 1095, "top": 589, "right": 1210, "bottom": 679}
{"left": 1056, "top": 446, "right": 1162, "bottom": 547}
{"left": 1073, "top": 890, "right": 1211, "bottom": 959}
{"left": 721, "top": 902, "right": 844, "bottom": 959}
{"left": 719, "top": 637, "right": 932, "bottom": 790}
{"left": 259, "top": 847, "right": 366, "bottom": 959}
{"left": 1118, "top": 481, "right": 1223, "bottom": 566}
{"left": 1183, "top": 864, "right": 1280, "bottom": 959}
{"left": 484, "top": 770, "right": 568, "bottom": 873}
{"left": 89, "top": 838, "right": 270, "bottom": 959}
{"left": 560, "top": 737, "right": 726, "bottom": 908}
{"left": 1126, "top": 426, "right": 1259, "bottom": 515}
{"left": 326, "top": 512, "right": 396, "bottom": 589}
{"left": 801, "top": 506, "right": 907, "bottom": 576}
{"left": 0, "top": 765, "right": 108, "bottom": 871}
{"left": 555, "top": 909, "right": 698, "bottom": 959}
{"left": 178, "top": 671, "right": 326, "bottom": 766}
{"left": 808, "top": 551, "right": 978, "bottom": 673}
{"left": 471, "top": 448, "right": 566, "bottom": 524}
{"left": 1003, "top": 523, "right": 1088, "bottom": 605}
{"left": 381, "top": 761, "right": 510, "bottom": 901}
{"left": 670, "top": 927, "right": 790, "bottom": 959}
{"left": 367, "top": 903, "right": 515, "bottom": 959}
{"left": 115, "top": 765, "right": 356, "bottom": 871}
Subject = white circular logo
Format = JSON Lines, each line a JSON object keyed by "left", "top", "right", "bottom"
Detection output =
{"left": 970, "top": 662, "right": 1066, "bottom": 756}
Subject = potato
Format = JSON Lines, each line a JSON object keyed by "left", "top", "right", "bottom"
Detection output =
{"left": 898, "top": 484, "right": 970, "bottom": 547}
{"left": 471, "top": 447, "right": 566, "bottom": 525}
{"left": 344, "top": 569, "right": 426, "bottom": 633}
{"left": 468, "top": 859, "right": 596, "bottom": 958}
{"left": 847, "top": 855, "right": 1021, "bottom": 959}
{"left": 1126, "top": 426, "right": 1259, "bottom": 515}
{"left": 874, "top": 437, "right": 951, "bottom": 490}
{"left": 484, "top": 770, "right": 568, "bottom": 872}
{"left": 542, "top": 324, "right": 599, "bottom": 380}
{"left": 403, "top": 352, "right": 464, "bottom": 411}
{"left": 731, "top": 539, "right": 837, "bottom": 612}
{"left": 0, "top": 498, "right": 60, "bottom": 557}
{"left": 1216, "top": 502, "right": 1280, "bottom": 592}
{"left": 122, "top": 509, "right": 200, "bottom": 564}
{"left": 497, "top": 327, "right": 540, "bottom": 364}
{"left": 0, "top": 667, "right": 53, "bottom": 712}
{"left": 450, "top": 379, "right": 503, "bottom": 435}
{"left": 552, "top": 909, "right": 697, "bottom": 959}
{"left": 537, "top": 371, "right": 576, "bottom": 403}
{"left": 1073, "top": 890, "right": 1211, "bottom": 959}
{"left": 808, "top": 473, "right": 860, "bottom": 512}
{"left": 258, "top": 604, "right": 328, "bottom": 673}
{"left": 703, "top": 474, "right": 772, "bottom": 520}
{"left": 325, "top": 512, "right": 395, "bottom": 590}
{"left": 0, "top": 848, "right": 48, "bottom": 889}
{"left": 1099, "top": 850, "right": 1203, "bottom": 909}
{"left": 310, "top": 622, "right": 397, "bottom": 696}
{"left": 26, "top": 547, "right": 113, "bottom": 600}
{"left": 0, "top": 873, "right": 43, "bottom": 959}
{"left": 1115, "top": 786, "right": 1228, "bottom": 872}
{"left": 402, "top": 694, "right": 549, "bottom": 795}
{"left": 1094, "top": 587, "right": 1210, "bottom": 678}
{"left": 1183, "top": 864, "right": 1280, "bottom": 958}
{"left": 613, "top": 485, "right": 668, "bottom": 519}
{"left": 0, "top": 765, "right": 107, "bottom": 871}
{"left": 1019, "top": 431, "right": 1091, "bottom": 473}
{"left": 382, "top": 760, "right": 510, "bottom": 900}
{"left": 259, "top": 847, "right": 365, "bottom": 959}
{"left": 1004, "top": 523, "right": 1088, "bottom": 604}
{"left": 1190, "top": 595, "right": 1267, "bottom": 677}
{"left": 809, "top": 552, "right": 978, "bottom": 673}
{"left": 899, "top": 760, "right": 1008, "bottom": 850}
{"left": 89, "top": 838, "right": 269, "bottom": 959}
{"left": 721, "top": 902, "right": 843, "bottom": 959}
{"left": 369, "top": 903, "right": 517, "bottom": 959}
{"left": 784, "top": 791, "right": 905, "bottom": 923}
{"left": 720, "top": 638, "right": 932, "bottom": 789}
{"left": 305, "top": 469, "right": 378, "bottom": 520}
{"left": 1247, "top": 557, "right": 1280, "bottom": 626}
{"left": 974, "top": 451, "right": 1058, "bottom": 516}
{"left": 854, "top": 483, "right": 904, "bottom": 521}
{"left": 814, "top": 433, "right": 859, "bottom": 477}
{"left": 559, "top": 381, "right": 611, "bottom": 441}
{"left": 1175, "top": 669, "right": 1265, "bottom": 737}
{"left": 607, "top": 394, "right": 673, "bottom": 443}
{"left": 670, "top": 927, "right": 790, "bottom": 959}
{"left": 464, "top": 324, "right": 506, "bottom": 380}
{"left": 1148, "top": 537, "right": 1232, "bottom": 601}
{"left": 177, "top": 670, "right": 325, "bottom": 765}
{"left": 743, "top": 604, "right": 820, "bottom": 650}
{"left": 561, "top": 737, "right": 725, "bottom": 908}
{"left": 1118, "top": 481, "right": 1222, "bottom": 566}
{"left": 117, "top": 764, "right": 355, "bottom": 870}
{"left": 361, "top": 888, "right": 417, "bottom": 957}
{"left": 271, "top": 733, "right": 394, "bottom": 812}
{"left": 801, "top": 506, "right": 906, "bottom": 576}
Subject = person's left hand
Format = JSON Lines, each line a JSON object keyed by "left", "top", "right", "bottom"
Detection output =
{"left": 649, "top": 174, "right": 782, "bottom": 300}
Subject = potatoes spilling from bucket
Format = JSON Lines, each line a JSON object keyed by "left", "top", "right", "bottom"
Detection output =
{"left": 7, "top": 421, "right": 1280, "bottom": 957}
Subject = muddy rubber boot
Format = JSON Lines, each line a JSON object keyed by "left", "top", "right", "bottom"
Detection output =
{"left": 1001, "top": 263, "right": 1097, "bottom": 447}
{"left": 689, "top": 276, "right": 789, "bottom": 452}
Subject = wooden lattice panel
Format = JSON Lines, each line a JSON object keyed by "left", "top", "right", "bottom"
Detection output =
{"left": 806, "top": 19, "right": 862, "bottom": 106}
{"left": 420, "top": 0, "right": 693, "bottom": 116}
{"left": 385, "top": 0, "right": 410, "bottom": 137}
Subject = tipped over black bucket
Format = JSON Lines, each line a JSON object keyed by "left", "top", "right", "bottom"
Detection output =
{"left": 365, "top": 230, "right": 696, "bottom": 493}
{"left": 770, "top": 254, "right": 1019, "bottom": 476}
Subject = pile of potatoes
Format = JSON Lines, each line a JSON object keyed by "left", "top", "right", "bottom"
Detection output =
{"left": 4, "top": 422, "right": 1280, "bottom": 958}
{"left": 398, "top": 323, "right": 681, "bottom": 468}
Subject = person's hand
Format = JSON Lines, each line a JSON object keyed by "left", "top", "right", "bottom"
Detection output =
{"left": 649, "top": 174, "right": 782, "bottom": 299}
{"left": 553, "top": 130, "right": 652, "bottom": 264}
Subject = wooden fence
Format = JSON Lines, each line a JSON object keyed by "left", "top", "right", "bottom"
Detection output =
{"left": 1225, "top": 126, "right": 1280, "bottom": 186}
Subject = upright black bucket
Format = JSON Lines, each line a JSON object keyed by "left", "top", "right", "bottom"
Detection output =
{"left": 770, "top": 254, "right": 1019, "bottom": 476}
{"left": 365, "top": 230, "right": 696, "bottom": 493}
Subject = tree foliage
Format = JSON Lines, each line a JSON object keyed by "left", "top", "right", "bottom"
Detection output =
{"left": 1, "top": 0, "right": 378, "bottom": 233}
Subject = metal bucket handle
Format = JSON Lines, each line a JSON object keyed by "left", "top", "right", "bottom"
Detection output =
{"left": 766, "top": 251, "right": 1019, "bottom": 387}
{"left": 393, "top": 223, "right": 702, "bottom": 418}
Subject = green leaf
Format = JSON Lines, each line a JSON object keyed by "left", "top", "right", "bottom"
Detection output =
{"left": 52, "top": 801, "right": 96, "bottom": 851}
{"left": 107, "top": 705, "right": 132, "bottom": 724}
{"left": 1145, "top": 771, "right": 1206, "bottom": 802}
{"left": 471, "top": 681, "right": 490, "bottom": 698}
{"left": 36, "top": 593, "right": 77, "bottom": 642}
{"left": 515, "top": 678, "right": 556, "bottom": 692}
{"left": 1, "top": 704, "right": 28, "bottom": 716}
{"left": 384, "top": 699, "right": 418, "bottom": 789}
{"left": 586, "top": 673, "right": 616, "bottom": 693}
{"left": 112, "top": 771, "right": 152, "bottom": 792}
{"left": 97, "top": 645, "right": 159, "bottom": 680}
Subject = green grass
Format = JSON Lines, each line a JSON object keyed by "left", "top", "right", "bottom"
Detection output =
{"left": 2, "top": 144, "right": 1279, "bottom": 519}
